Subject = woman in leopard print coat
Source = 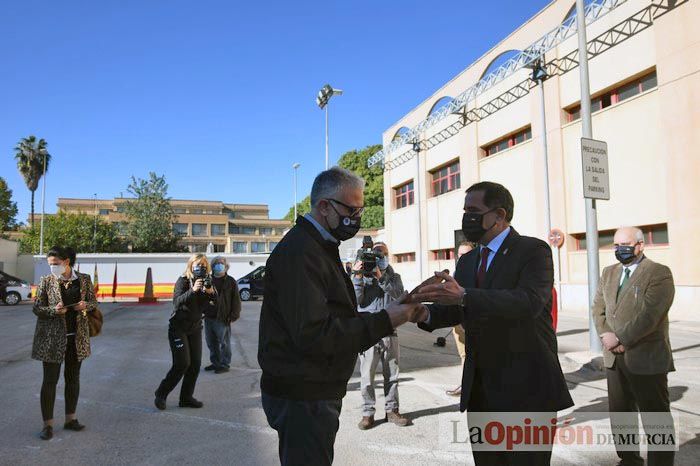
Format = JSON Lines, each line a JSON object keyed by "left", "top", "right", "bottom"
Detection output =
{"left": 32, "top": 246, "right": 98, "bottom": 440}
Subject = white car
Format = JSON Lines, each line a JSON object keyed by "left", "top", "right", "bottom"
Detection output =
{"left": 1, "top": 271, "right": 32, "bottom": 306}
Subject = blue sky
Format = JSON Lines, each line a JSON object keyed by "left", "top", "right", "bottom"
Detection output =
{"left": 0, "top": 0, "right": 551, "bottom": 222}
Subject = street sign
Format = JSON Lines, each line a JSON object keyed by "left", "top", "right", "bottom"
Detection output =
{"left": 581, "top": 137, "right": 610, "bottom": 200}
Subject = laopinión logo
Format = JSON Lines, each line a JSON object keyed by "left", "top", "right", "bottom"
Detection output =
{"left": 437, "top": 412, "right": 679, "bottom": 452}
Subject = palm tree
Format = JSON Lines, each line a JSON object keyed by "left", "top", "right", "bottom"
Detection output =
{"left": 14, "top": 136, "right": 51, "bottom": 227}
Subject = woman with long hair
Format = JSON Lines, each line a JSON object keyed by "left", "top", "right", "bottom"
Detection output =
{"left": 32, "top": 246, "right": 98, "bottom": 440}
{"left": 154, "top": 254, "right": 216, "bottom": 410}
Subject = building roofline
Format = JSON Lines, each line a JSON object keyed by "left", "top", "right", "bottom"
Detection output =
{"left": 383, "top": 0, "right": 558, "bottom": 136}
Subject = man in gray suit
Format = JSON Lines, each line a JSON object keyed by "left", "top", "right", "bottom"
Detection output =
{"left": 593, "top": 226, "right": 676, "bottom": 466}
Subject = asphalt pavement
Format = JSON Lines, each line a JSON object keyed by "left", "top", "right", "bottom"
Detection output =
{"left": 0, "top": 300, "right": 698, "bottom": 465}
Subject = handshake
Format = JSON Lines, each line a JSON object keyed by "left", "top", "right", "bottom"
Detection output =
{"left": 384, "top": 270, "right": 465, "bottom": 329}
{"left": 385, "top": 295, "right": 429, "bottom": 329}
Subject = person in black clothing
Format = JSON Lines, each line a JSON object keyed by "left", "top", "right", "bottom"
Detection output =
{"left": 0, "top": 274, "right": 7, "bottom": 304}
{"left": 411, "top": 182, "right": 573, "bottom": 466}
{"left": 203, "top": 256, "right": 241, "bottom": 374}
{"left": 32, "top": 246, "right": 98, "bottom": 440}
{"left": 154, "top": 253, "right": 216, "bottom": 410}
{"left": 258, "top": 167, "right": 425, "bottom": 466}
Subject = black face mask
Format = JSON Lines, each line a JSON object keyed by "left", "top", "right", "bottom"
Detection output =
{"left": 462, "top": 209, "right": 497, "bottom": 243}
{"left": 615, "top": 245, "right": 638, "bottom": 265}
{"left": 328, "top": 203, "right": 362, "bottom": 241}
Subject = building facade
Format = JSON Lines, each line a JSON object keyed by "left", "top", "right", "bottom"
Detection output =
{"left": 54, "top": 198, "right": 290, "bottom": 254}
{"left": 381, "top": 0, "right": 699, "bottom": 318}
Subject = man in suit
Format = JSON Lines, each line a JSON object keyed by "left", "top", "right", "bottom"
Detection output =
{"left": 593, "top": 226, "right": 676, "bottom": 466}
{"left": 412, "top": 181, "right": 573, "bottom": 466}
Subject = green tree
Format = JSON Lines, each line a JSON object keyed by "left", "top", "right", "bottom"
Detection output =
{"left": 283, "top": 144, "right": 385, "bottom": 228}
{"left": 0, "top": 177, "right": 18, "bottom": 231}
{"left": 283, "top": 196, "right": 311, "bottom": 222}
{"left": 14, "top": 136, "right": 51, "bottom": 227}
{"left": 123, "top": 172, "right": 183, "bottom": 252}
{"left": 19, "top": 211, "right": 125, "bottom": 254}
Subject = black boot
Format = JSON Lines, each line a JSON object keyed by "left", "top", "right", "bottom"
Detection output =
{"left": 179, "top": 398, "right": 203, "bottom": 408}
{"left": 64, "top": 419, "right": 85, "bottom": 431}
{"left": 39, "top": 425, "right": 53, "bottom": 440}
{"left": 154, "top": 391, "right": 167, "bottom": 410}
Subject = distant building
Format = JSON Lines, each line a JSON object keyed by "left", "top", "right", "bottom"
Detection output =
{"left": 35, "top": 198, "right": 291, "bottom": 254}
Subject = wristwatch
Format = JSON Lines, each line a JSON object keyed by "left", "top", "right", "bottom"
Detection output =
{"left": 461, "top": 290, "right": 468, "bottom": 308}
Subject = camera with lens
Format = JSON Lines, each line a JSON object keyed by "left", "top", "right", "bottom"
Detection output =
{"left": 193, "top": 268, "right": 212, "bottom": 290}
{"left": 360, "top": 249, "right": 382, "bottom": 277}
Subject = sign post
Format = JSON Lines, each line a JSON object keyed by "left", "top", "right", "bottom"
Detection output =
{"left": 581, "top": 138, "right": 610, "bottom": 200}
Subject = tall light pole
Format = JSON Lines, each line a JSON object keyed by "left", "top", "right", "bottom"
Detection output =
{"left": 93, "top": 193, "right": 98, "bottom": 253}
{"left": 412, "top": 140, "right": 424, "bottom": 282}
{"left": 316, "top": 84, "right": 343, "bottom": 170}
{"left": 39, "top": 154, "right": 48, "bottom": 255}
{"left": 576, "top": 0, "right": 602, "bottom": 353}
{"left": 529, "top": 59, "right": 561, "bottom": 292}
{"left": 292, "top": 163, "right": 300, "bottom": 221}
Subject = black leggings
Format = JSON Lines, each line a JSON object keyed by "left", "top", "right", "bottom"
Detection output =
{"left": 156, "top": 326, "right": 202, "bottom": 401}
{"left": 41, "top": 336, "right": 82, "bottom": 421}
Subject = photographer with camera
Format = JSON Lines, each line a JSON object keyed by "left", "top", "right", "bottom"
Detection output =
{"left": 353, "top": 241, "right": 410, "bottom": 430}
{"left": 154, "top": 254, "right": 216, "bottom": 410}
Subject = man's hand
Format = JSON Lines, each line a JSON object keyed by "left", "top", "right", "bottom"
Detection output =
{"left": 352, "top": 261, "right": 363, "bottom": 274}
{"left": 409, "top": 304, "right": 429, "bottom": 323}
{"left": 411, "top": 272, "right": 465, "bottom": 306}
{"left": 612, "top": 345, "right": 626, "bottom": 354}
{"left": 373, "top": 267, "right": 382, "bottom": 280}
{"left": 600, "top": 332, "right": 620, "bottom": 351}
{"left": 55, "top": 303, "right": 67, "bottom": 315}
{"left": 385, "top": 293, "right": 427, "bottom": 328}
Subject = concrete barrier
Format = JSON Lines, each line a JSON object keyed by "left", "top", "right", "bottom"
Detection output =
{"left": 32, "top": 253, "right": 269, "bottom": 300}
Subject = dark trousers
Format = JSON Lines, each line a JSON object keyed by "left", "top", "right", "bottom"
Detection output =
{"left": 41, "top": 335, "right": 82, "bottom": 421}
{"left": 467, "top": 370, "right": 553, "bottom": 466}
{"left": 156, "top": 326, "right": 202, "bottom": 401}
{"left": 261, "top": 391, "right": 342, "bottom": 466}
{"left": 204, "top": 317, "right": 231, "bottom": 368}
{"left": 607, "top": 355, "right": 675, "bottom": 466}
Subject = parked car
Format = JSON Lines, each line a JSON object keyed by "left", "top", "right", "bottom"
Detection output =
{"left": 0, "top": 271, "right": 32, "bottom": 306}
{"left": 237, "top": 266, "right": 265, "bottom": 301}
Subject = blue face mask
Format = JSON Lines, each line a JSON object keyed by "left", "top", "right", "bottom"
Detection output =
{"left": 212, "top": 263, "right": 226, "bottom": 276}
{"left": 377, "top": 257, "right": 389, "bottom": 270}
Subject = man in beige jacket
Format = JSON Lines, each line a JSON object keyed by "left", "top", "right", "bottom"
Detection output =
{"left": 593, "top": 227, "right": 676, "bottom": 466}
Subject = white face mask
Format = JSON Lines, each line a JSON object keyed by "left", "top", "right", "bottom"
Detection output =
{"left": 50, "top": 264, "right": 66, "bottom": 278}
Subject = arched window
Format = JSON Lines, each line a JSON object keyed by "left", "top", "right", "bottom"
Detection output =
{"left": 479, "top": 50, "right": 522, "bottom": 80}
{"left": 427, "top": 96, "right": 453, "bottom": 116}
{"left": 391, "top": 126, "right": 410, "bottom": 142}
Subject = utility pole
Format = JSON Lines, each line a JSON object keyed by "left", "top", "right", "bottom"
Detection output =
{"left": 576, "top": 0, "right": 602, "bottom": 353}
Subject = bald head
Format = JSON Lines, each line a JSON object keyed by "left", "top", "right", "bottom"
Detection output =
{"left": 614, "top": 227, "right": 644, "bottom": 247}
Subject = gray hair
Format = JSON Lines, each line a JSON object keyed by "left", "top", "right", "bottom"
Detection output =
{"left": 310, "top": 167, "right": 365, "bottom": 207}
{"left": 210, "top": 255, "right": 229, "bottom": 272}
{"left": 617, "top": 226, "right": 644, "bottom": 243}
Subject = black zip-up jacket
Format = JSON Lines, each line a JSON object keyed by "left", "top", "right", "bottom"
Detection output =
{"left": 258, "top": 216, "right": 394, "bottom": 400}
{"left": 204, "top": 275, "right": 242, "bottom": 324}
{"left": 170, "top": 276, "right": 217, "bottom": 333}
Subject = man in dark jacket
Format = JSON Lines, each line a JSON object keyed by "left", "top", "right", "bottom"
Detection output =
{"left": 204, "top": 256, "right": 242, "bottom": 374}
{"left": 412, "top": 182, "right": 573, "bottom": 466}
{"left": 258, "top": 167, "right": 425, "bottom": 466}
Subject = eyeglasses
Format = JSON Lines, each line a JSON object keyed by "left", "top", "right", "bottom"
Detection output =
{"left": 326, "top": 198, "right": 365, "bottom": 217}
